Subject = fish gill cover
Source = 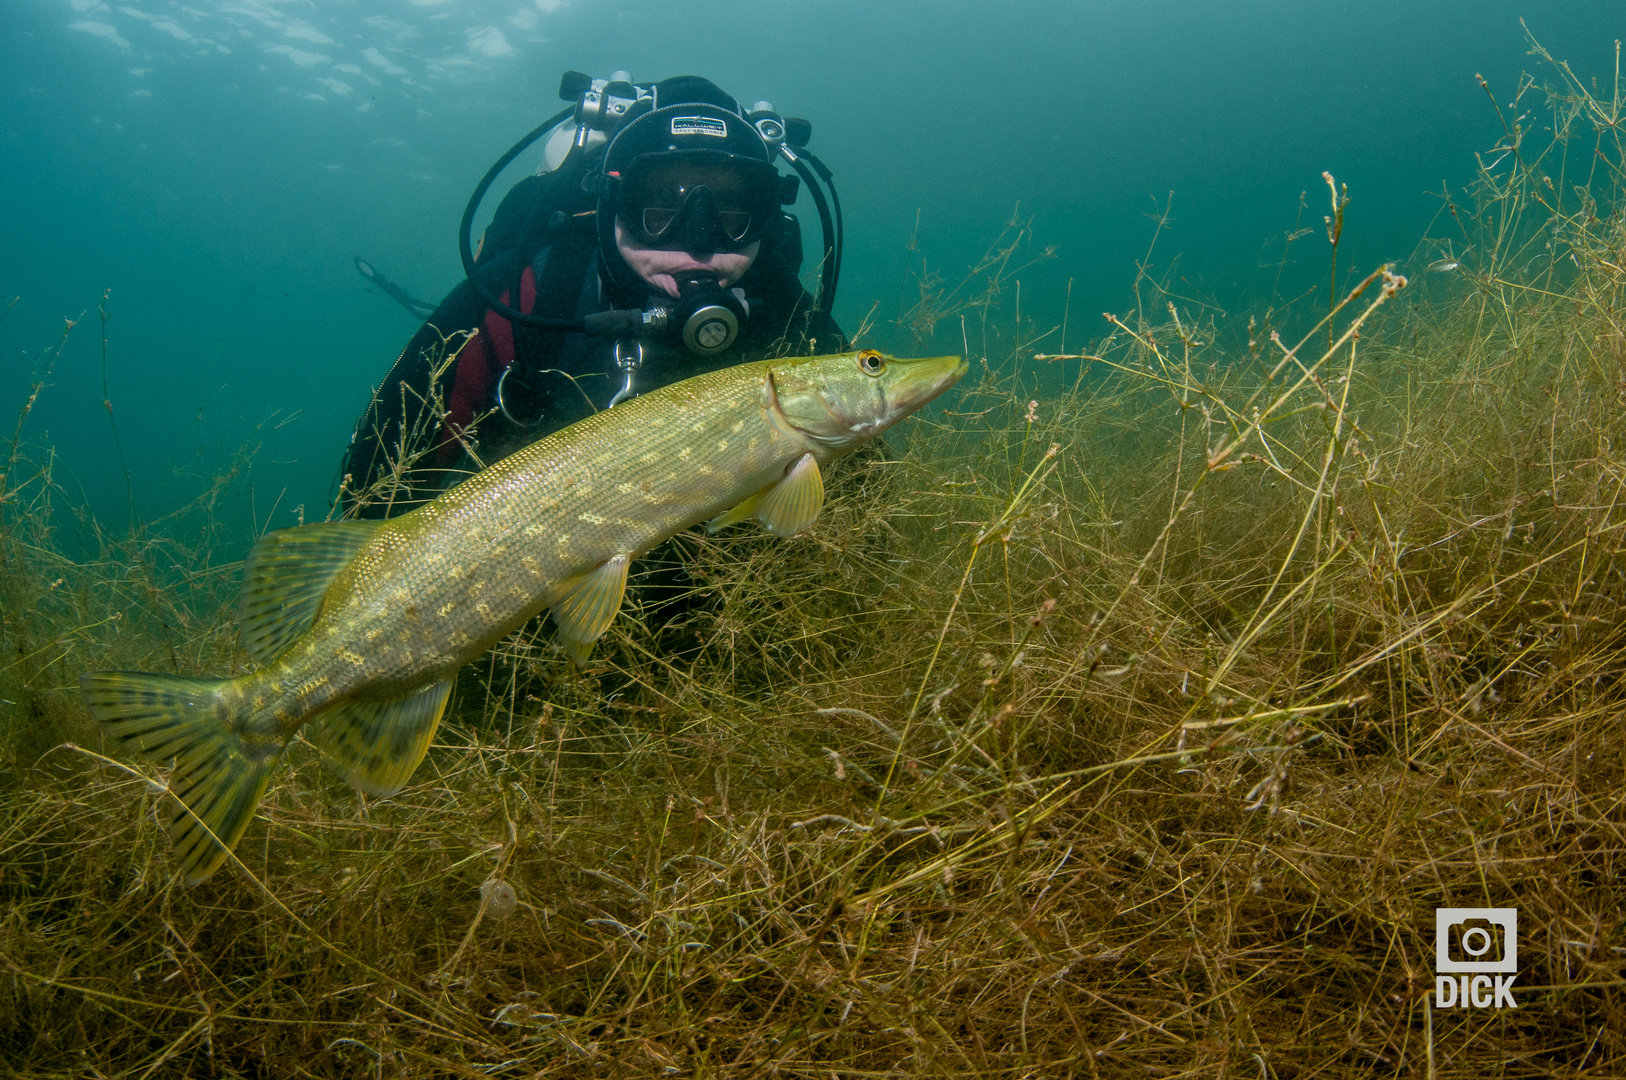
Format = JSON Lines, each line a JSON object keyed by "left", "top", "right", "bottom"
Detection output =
{"left": 3, "top": 2, "right": 1626, "bottom": 1076}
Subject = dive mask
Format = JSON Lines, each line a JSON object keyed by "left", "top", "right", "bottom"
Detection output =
{"left": 614, "top": 150, "right": 780, "bottom": 252}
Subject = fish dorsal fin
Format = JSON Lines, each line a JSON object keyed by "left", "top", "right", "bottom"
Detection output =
{"left": 550, "top": 554, "right": 630, "bottom": 666}
{"left": 755, "top": 453, "right": 825, "bottom": 537}
{"left": 239, "top": 520, "right": 382, "bottom": 665}
{"left": 706, "top": 492, "right": 762, "bottom": 534}
{"left": 309, "top": 680, "right": 452, "bottom": 796}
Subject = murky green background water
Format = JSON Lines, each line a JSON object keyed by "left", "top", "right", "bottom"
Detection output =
{"left": 1, "top": 0, "right": 1615, "bottom": 531}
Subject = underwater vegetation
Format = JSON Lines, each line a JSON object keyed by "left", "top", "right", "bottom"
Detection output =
{"left": 81, "top": 349, "right": 966, "bottom": 886}
{"left": 4, "top": 39, "right": 1626, "bottom": 1079}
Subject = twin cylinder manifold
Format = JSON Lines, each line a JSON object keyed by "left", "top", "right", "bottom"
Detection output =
{"left": 557, "top": 70, "right": 812, "bottom": 154}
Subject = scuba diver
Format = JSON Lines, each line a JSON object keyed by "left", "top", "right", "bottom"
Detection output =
{"left": 340, "top": 73, "right": 846, "bottom": 519}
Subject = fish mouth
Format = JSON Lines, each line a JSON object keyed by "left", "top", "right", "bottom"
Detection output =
{"left": 769, "top": 354, "right": 970, "bottom": 450}
{"left": 889, "top": 354, "right": 970, "bottom": 415}
{"left": 834, "top": 354, "right": 966, "bottom": 443}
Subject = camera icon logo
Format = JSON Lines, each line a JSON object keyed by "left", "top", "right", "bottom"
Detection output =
{"left": 1435, "top": 908, "right": 1518, "bottom": 1010}
{"left": 1435, "top": 908, "right": 1517, "bottom": 973}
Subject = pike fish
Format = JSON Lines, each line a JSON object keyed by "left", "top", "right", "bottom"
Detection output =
{"left": 82, "top": 349, "right": 967, "bottom": 883}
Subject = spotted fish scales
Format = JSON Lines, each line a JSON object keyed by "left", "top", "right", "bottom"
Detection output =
{"left": 81, "top": 349, "right": 967, "bottom": 882}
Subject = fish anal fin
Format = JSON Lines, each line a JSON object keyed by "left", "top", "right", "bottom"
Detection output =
{"left": 755, "top": 453, "right": 825, "bottom": 537}
{"left": 706, "top": 492, "right": 762, "bottom": 534}
{"left": 310, "top": 681, "right": 452, "bottom": 797}
{"left": 550, "top": 554, "right": 631, "bottom": 666}
{"left": 239, "top": 520, "right": 382, "bottom": 665}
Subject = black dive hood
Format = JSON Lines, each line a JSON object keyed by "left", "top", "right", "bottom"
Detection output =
{"left": 457, "top": 71, "right": 842, "bottom": 360}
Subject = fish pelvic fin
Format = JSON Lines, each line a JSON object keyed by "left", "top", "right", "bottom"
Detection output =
{"left": 309, "top": 680, "right": 452, "bottom": 797}
{"left": 239, "top": 519, "right": 382, "bottom": 665}
{"left": 80, "top": 671, "right": 281, "bottom": 885}
{"left": 706, "top": 492, "right": 761, "bottom": 534}
{"left": 550, "top": 553, "right": 631, "bottom": 666}
{"left": 755, "top": 453, "right": 825, "bottom": 537}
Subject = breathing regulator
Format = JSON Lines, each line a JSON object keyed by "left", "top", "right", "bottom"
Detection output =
{"left": 458, "top": 70, "right": 843, "bottom": 372}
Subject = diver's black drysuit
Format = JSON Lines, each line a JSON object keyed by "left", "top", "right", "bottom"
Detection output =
{"left": 339, "top": 147, "right": 844, "bottom": 520}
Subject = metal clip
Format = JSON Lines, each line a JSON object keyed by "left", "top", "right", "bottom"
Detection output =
{"left": 607, "top": 340, "right": 645, "bottom": 407}
{"left": 495, "top": 365, "right": 541, "bottom": 428}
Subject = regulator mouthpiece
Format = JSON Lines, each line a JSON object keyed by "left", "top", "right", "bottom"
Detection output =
{"left": 670, "top": 273, "right": 744, "bottom": 356}
{"left": 578, "top": 272, "right": 749, "bottom": 357}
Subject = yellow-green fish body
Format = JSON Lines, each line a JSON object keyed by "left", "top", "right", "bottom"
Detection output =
{"left": 81, "top": 350, "right": 966, "bottom": 882}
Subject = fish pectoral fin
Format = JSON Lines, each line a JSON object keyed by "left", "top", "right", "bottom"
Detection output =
{"left": 706, "top": 493, "right": 762, "bottom": 534}
{"left": 310, "top": 680, "right": 452, "bottom": 797}
{"left": 708, "top": 452, "right": 824, "bottom": 536}
{"left": 755, "top": 453, "right": 825, "bottom": 537}
{"left": 550, "top": 554, "right": 631, "bottom": 665}
{"left": 559, "top": 637, "right": 596, "bottom": 668}
{"left": 239, "top": 519, "right": 382, "bottom": 665}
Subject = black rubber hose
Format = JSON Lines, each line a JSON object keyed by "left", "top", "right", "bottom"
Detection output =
{"left": 783, "top": 153, "right": 838, "bottom": 318}
{"left": 458, "top": 105, "right": 590, "bottom": 332}
{"left": 800, "top": 149, "right": 843, "bottom": 311}
{"left": 353, "top": 256, "right": 437, "bottom": 319}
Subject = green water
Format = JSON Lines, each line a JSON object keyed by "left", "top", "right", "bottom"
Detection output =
{"left": 0, "top": 0, "right": 1616, "bottom": 535}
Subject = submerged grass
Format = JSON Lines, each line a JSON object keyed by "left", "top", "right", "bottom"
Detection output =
{"left": 5, "top": 38, "right": 1626, "bottom": 1078}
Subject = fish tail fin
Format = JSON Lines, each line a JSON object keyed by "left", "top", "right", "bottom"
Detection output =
{"left": 80, "top": 671, "right": 281, "bottom": 884}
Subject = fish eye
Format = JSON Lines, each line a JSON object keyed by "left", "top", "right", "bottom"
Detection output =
{"left": 857, "top": 350, "right": 886, "bottom": 376}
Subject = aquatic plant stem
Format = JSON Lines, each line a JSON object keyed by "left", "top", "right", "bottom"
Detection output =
{"left": 1061, "top": 276, "right": 1072, "bottom": 356}
{"left": 1323, "top": 172, "right": 1348, "bottom": 349}
{"left": 859, "top": 744, "right": 1284, "bottom": 894}
{"left": 887, "top": 442, "right": 1061, "bottom": 788}
{"left": 1206, "top": 319, "right": 1364, "bottom": 697}
{"left": 1133, "top": 192, "right": 1175, "bottom": 326}
{"left": 4, "top": 316, "right": 76, "bottom": 511}
{"left": 1031, "top": 265, "right": 1405, "bottom": 727}
{"left": 98, "top": 290, "right": 138, "bottom": 529}
{"left": 66, "top": 742, "right": 492, "bottom": 1044}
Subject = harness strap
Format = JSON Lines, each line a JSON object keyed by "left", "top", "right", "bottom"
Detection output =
{"left": 437, "top": 229, "right": 590, "bottom": 462}
{"left": 438, "top": 261, "right": 538, "bottom": 462}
